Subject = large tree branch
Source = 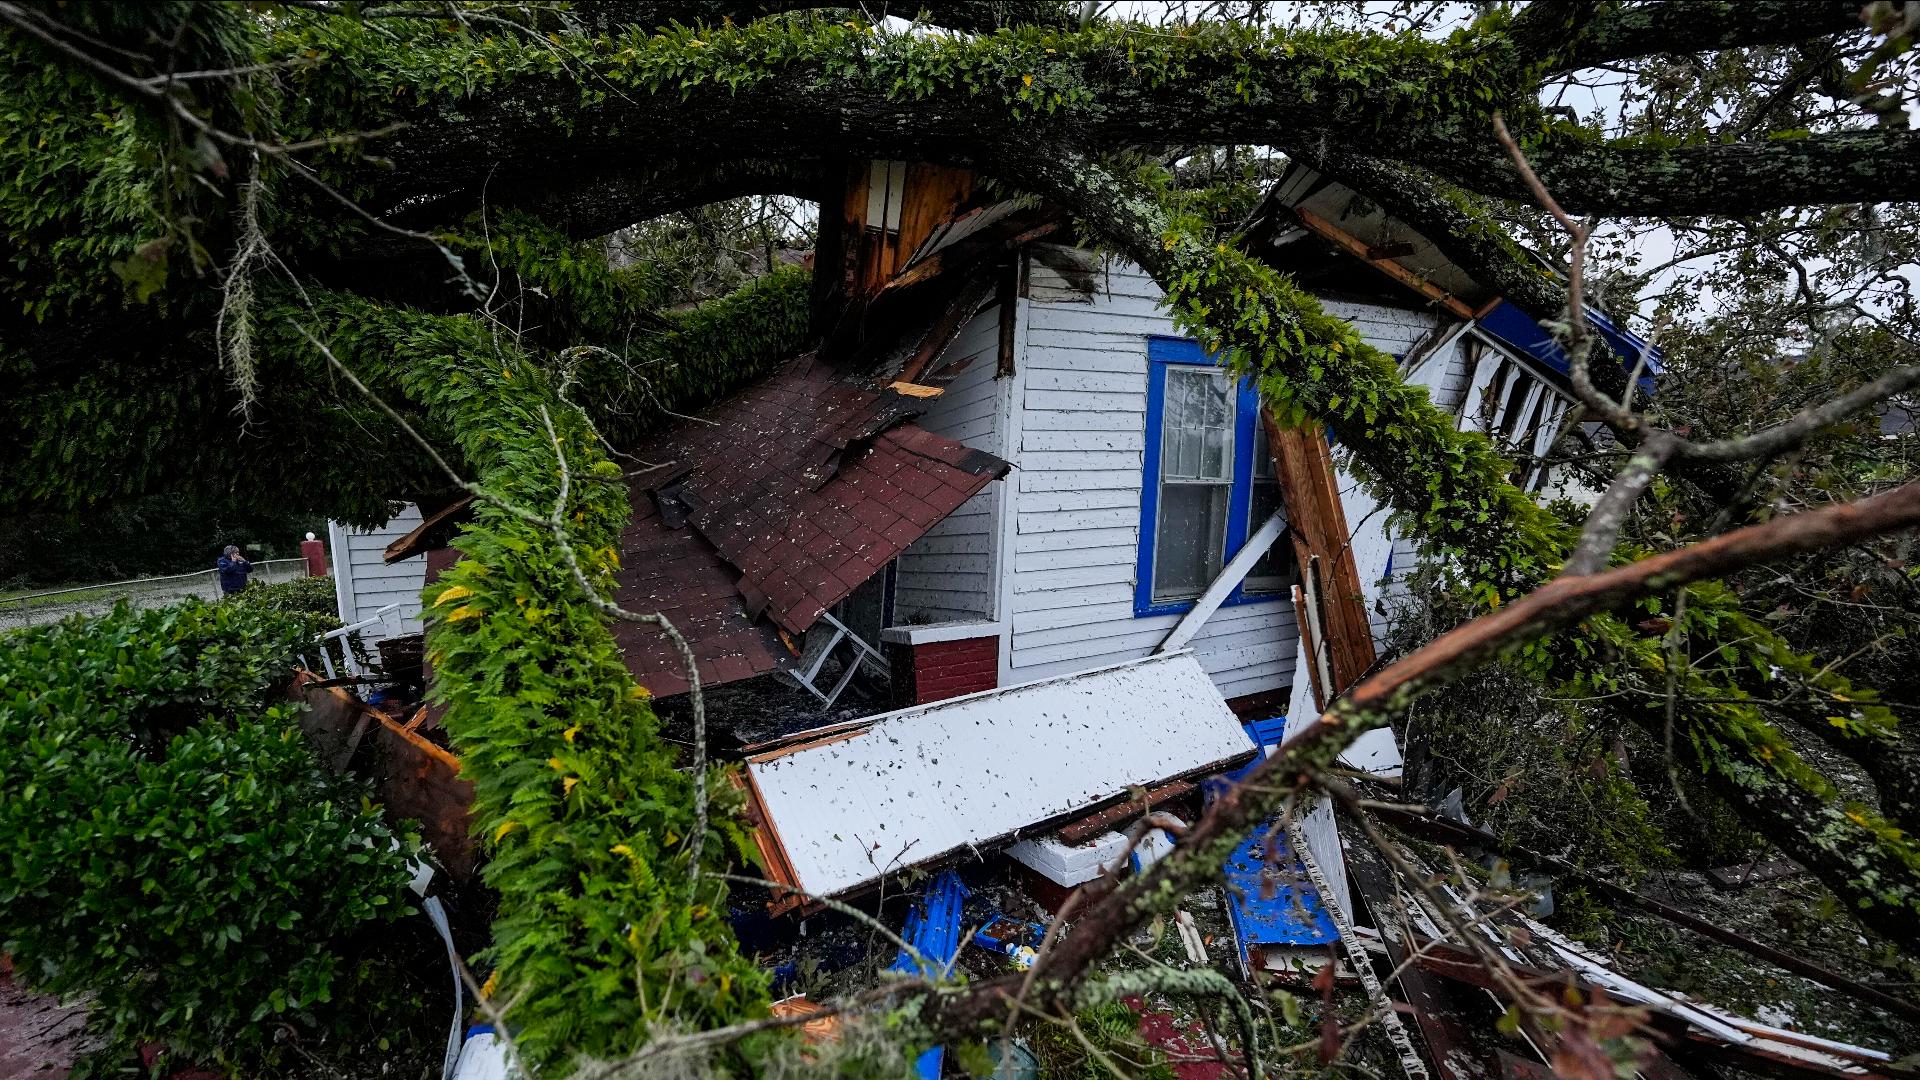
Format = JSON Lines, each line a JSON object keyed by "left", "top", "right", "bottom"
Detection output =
{"left": 1538, "top": 0, "right": 1867, "bottom": 74}
{"left": 928, "top": 478, "right": 1920, "bottom": 1031}
{"left": 1434, "top": 128, "right": 1920, "bottom": 217}
{"left": 566, "top": 1, "right": 1080, "bottom": 35}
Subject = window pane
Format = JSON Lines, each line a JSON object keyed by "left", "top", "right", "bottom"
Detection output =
{"left": 1252, "top": 413, "right": 1275, "bottom": 480}
{"left": 1244, "top": 478, "right": 1294, "bottom": 594}
{"left": 1162, "top": 368, "right": 1233, "bottom": 481}
{"left": 1154, "top": 482, "right": 1229, "bottom": 601}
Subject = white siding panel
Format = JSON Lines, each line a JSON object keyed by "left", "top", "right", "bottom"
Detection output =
{"left": 893, "top": 303, "right": 1008, "bottom": 623}
{"left": 1023, "top": 389, "right": 1145, "bottom": 413}
{"left": 1018, "top": 490, "right": 1137, "bottom": 513}
{"left": 1022, "top": 409, "right": 1144, "bottom": 432}
{"left": 1024, "top": 347, "right": 1148, "bottom": 374}
{"left": 327, "top": 506, "right": 427, "bottom": 644}
{"left": 1022, "top": 429, "right": 1144, "bottom": 453}
{"left": 1015, "top": 527, "right": 1139, "bottom": 552}
{"left": 1025, "top": 369, "right": 1141, "bottom": 394}
{"left": 1017, "top": 451, "right": 1143, "bottom": 474}
{"left": 1018, "top": 470, "right": 1141, "bottom": 493}
{"left": 1320, "top": 298, "right": 1441, "bottom": 357}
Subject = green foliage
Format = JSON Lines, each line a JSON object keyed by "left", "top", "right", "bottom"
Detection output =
{"left": 1027, "top": 1002, "right": 1174, "bottom": 1080}
{"left": 226, "top": 573, "right": 344, "bottom": 637}
{"left": 266, "top": 9, "right": 1516, "bottom": 154}
{"left": 1151, "top": 192, "right": 1572, "bottom": 598}
{"left": 0, "top": 601, "right": 414, "bottom": 1072}
{"left": 287, "top": 291, "right": 771, "bottom": 1069}
{"left": 0, "top": 491, "right": 322, "bottom": 588}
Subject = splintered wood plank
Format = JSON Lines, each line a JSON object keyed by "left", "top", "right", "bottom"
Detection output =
{"left": 1262, "top": 412, "right": 1378, "bottom": 695}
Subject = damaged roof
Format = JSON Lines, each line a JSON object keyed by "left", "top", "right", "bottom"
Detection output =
{"left": 612, "top": 355, "right": 1007, "bottom": 696}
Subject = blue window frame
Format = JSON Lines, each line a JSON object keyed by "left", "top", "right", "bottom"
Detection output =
{"left": 1135, "top": 336, "right": 1293, "bottom": 617}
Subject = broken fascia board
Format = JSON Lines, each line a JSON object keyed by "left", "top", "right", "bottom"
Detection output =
{"left": 744, "top": 650, "right": 1257, "bottom": 900}
{"left": 1516, "top": 917, "right": 1897, "bottom": 1072}
{"left": 1158, "top": 510, "right": 1288, "bottom": 656}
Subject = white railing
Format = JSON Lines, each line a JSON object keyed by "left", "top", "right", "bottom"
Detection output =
{"left": 306, "top": 602, "right": 405, "bottom": 680}
{"left": 0, "top": 559, "right": 309, "bottom": 629}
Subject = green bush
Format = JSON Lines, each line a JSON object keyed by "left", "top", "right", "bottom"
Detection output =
{"left": 227, "top": 573, "right": 342, "bottom": 638}
{"left": 0, "top": 601, "right": 415, "bottom": 1072}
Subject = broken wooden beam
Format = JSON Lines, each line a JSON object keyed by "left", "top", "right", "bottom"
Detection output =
{"left": 1294, "top": 207, "right": 1476, "bottom": 320}
{"left": 1367, "top": 804, "right": 1920, "bottom": 1026}
{"left": 1057, "top": 780, "right": 1196, "bottom": 846}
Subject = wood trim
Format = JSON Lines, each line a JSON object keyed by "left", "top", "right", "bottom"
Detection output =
{"left": 1294, "top": 207, "right": 1476, "bottom": 320}
{"left": 995, "top": 256, "right": 1020, "bottom": 378}
{"left": 731, "top": 769, "right": 809, "bottom": 914}
{"left": 1292, "top": 584, "right": 1327, "bottom": 713}
{"left": 1157, "top": 510, "right": 1288, "bottom": 654}
{"left": 1262, "top": 411, "right": 1378, "bottom": 696}
{"left": 1057, "top": 781, "right": 1197, "bottom": 846}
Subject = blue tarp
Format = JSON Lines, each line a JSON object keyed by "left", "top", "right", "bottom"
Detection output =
{"left": 889, "top": 871, "right": 971, "bottom": 1079}
{"left": 1477, "top": 300, "right": 1664, "bottom": 393}
{"left": 1213, "top": 719, "right": 1339, "bottom": 971}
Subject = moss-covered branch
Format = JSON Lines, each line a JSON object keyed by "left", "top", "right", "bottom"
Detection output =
{"left": 270, "top": 291, "right": 778, "bottom": 1071}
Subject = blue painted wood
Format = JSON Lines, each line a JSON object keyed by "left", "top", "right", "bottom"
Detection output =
{"left": 1222, "top": 830, "right": 1340, "bottom": 970}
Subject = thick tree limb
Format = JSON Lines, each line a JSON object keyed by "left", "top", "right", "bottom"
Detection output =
{"left": 1434, "top": 128, "right": 1920, "bottom": 217}
{"left": 1536, "top": 0, "right": 1868, "bottom": 74}
{"left": 927, "top": 480, "right": 1920, "bottom": 1031}
{"left": 22, "top": 2, "right": 1906, "bottom": 256}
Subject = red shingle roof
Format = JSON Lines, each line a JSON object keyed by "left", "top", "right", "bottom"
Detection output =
{"left": 611, "top": 357, "right": 1006, "bottom": 698}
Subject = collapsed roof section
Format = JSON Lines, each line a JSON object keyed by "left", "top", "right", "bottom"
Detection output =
{"left": 612, "top": 355, "right": 1007, "bottom": 697}
{"left": 1247, "top": 162, "right": 1663, "bottom": 382}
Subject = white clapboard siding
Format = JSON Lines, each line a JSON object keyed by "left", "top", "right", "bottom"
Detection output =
{"left": 1404, "top": 330, "right": 1477, "bottom": 415}
{"left": 892, "top": 302, "right": 1009, "bottom": 624}
{"left": 1321, "top": 298, "right": 1442, "bottom": 358}
{"left": 996, "top": 250, "right": 1450, "bottom": 705}
{"left": 1000, "top": 253, "right": 1300, "bottom": 700}
{"left": 327, "top": 507, "right": 427, "bottom": 644}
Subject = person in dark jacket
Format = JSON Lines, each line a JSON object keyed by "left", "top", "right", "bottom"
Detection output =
{"left": 216, "top": 544, "right": 253, "bottom": 596}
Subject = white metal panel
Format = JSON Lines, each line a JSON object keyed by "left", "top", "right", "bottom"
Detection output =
{"left": 747, "top": 651, "right": 1258, "bottom": 898}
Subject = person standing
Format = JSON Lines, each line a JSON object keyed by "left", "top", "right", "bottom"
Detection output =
{"left": 300, "top": 531, "right": 329, "bottom": 577}
{"left": 216, "top": 544, "right": 253, "bottom": 596}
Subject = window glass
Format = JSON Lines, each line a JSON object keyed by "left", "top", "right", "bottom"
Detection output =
{"left": 1154, "top": 484, "right": 1230, "bottom": 600}
{"left": 1153, "top": 368, "right": 1234, "bottom": 602}
{"left": 1244, "top": 419, "right": 1295, "bottom": 595}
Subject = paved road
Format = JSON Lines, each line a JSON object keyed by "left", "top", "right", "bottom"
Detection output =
{"left": 0, "top": 562, "right": 307, "bottom": 631}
